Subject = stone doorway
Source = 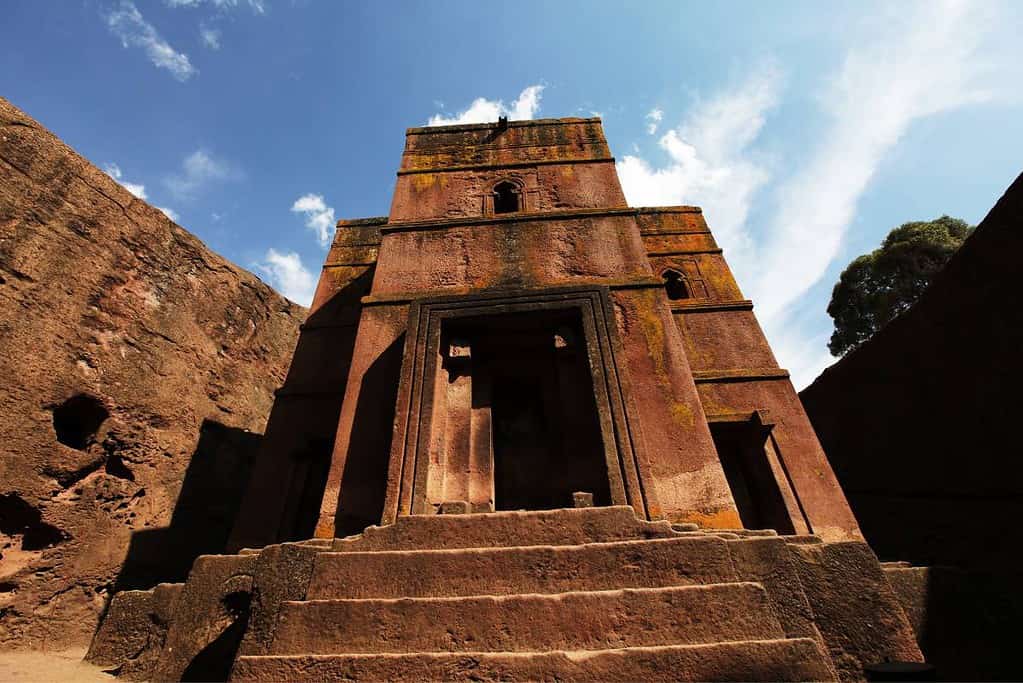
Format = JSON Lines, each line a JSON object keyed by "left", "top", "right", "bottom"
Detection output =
{"left": 456, "top": 311, "right": 611, "bottom": 512}
{"left": 384, "top": 288, "right": 653, "bottom": 523}
{"left": 709, "top": 418, "right": 797, "bottom": 534}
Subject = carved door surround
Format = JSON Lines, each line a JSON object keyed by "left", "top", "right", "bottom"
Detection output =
{"left": 381, "top": 286, "right": 658, "bottom": 524}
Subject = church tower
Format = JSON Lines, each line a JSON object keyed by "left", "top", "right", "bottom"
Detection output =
{"left": 90, "top": 116, "right": 925, "bottom": 682}
{"left": 230, "top": 116, "right": 860, "bottom": 547}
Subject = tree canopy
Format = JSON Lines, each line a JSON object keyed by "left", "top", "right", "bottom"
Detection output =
{"left": 827, "top": 216, "right": 973, "bottom": 356}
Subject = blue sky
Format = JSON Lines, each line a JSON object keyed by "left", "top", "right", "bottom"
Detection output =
{"left": 3, "top": 0, "right": 1021, "bottom": 387}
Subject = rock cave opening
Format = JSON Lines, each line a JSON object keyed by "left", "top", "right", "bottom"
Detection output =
{"left": 52, "top": 394, "right": 109, "bottom": 450}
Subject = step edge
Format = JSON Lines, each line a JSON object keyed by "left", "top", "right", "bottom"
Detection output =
{"left": 238, "top": 636, "right": 826, "bottom": 661}
{"left": 313, "top": 534, "right": 727, "bottom": 560}
{"left": 283, "top": 581, "right": 768, "bottom": 608}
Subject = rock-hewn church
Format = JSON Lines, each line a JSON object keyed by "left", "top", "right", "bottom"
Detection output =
{"left": 89, "top": 116, "right": 923, "bottom": 681}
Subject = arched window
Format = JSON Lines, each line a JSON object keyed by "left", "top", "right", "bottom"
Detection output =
{"left": 662, "top": 269, "right": 690, "bottom": 300}
{"left": 493, "top": 181, "right": 520, "bottom": 214}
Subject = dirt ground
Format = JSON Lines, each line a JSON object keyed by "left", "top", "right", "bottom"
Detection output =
{"left": 0, "top": 648, "right": 114, "bottom": 682}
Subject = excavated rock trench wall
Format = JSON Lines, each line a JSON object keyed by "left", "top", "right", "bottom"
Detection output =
{"left": 0, "top": 97, "right": 303, "bottom": 650}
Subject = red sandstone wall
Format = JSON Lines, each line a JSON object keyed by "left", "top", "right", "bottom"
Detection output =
{"left": 0, "top": 97, "right": 303, "bottom": 649}
{"left": 801, "top": 172, "right": 1023, "bottom": 568}
{"left": 643, "top": 208, "right": 860, "bottom": 541}
{"left": 228, "top": 219, "right": 382, "bottom": 550}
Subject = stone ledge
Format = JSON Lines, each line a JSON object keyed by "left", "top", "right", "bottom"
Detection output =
{"left": 360, "top": 279, "right": 663, "bottom": 307}
{"left": 405, "top": 117, "right": 601, "bottom": 135}
{"left": 671, "top": 300, "right": 754, "bottom": 313}
{"left": 397, "top": 156, "right": 615, "bottom": 175}
{"left": 336, "top": 216, "right": 388, "bottom": 227}
{"left": 692, "top": 368, "right": 790, "bottom": 384}
{"left": 380, "top": 205, "right": 639, "bottom": 232}
{"left": 647, "top": 248, "right": 723, "bottom": 256}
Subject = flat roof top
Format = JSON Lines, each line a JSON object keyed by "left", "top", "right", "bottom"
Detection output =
{"left": 405, "top": 116, "right": 602, "bottom": 136}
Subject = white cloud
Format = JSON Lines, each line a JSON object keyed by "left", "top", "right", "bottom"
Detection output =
{"left": 616, "top": 0, "right": 1010, "bottom": 388}
{"left": 164, "top": 149, "right": 237, "bottom": 200}
{"left": 157, "top": 206, "right": 179, "bottom": 221}
{"left": 254, "top": 248, "right": 316, "bottom": 306}
{"left": 106, "top": 1, "right": 196, "bottom": 82}
{"left": 427, "top": 85, "right": 545, "bottom": 126}
{"left": 617, "top": 64, "right": 782, "bottom": 276}
{"left": 103, "top": 163, "right": 148, "bottom": 200}
{"left": 645, "top": 107, "right": 663, "bottom": 135}
{"left": 199, "top": 23, "right": 221, "bottom": 49}
{"left": 291, "top": 194, "right": 336, "bottom": 248}
{"left": 104, "top": 163, "right": 179, "bottom": 220}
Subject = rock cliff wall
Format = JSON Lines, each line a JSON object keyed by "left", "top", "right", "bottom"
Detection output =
{"left": 0, "top": 97, "right": 304, "bottom": 649}
{"left": 800, "top": 172, "right": 1023, "bottom": 570}
{"left": 801, "top": 172, "right": 1023, "bottom": 680}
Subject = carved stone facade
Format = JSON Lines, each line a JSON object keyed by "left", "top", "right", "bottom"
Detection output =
{"left": 89, "top": 117, "right": 923, "bottom": 681}
{"left": 230, "top": 117, "right": 861, "bottom": 549}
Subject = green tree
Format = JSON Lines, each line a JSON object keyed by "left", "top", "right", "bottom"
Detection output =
{"left": 827, "top": 216, "right": 973, "bottom": 356}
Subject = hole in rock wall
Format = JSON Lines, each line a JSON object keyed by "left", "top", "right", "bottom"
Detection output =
{"left": 104, "top": 454, "right": 135, "bottom": 481}
{"left": 0, "top": 493, "right": 68, "bottom": 550}
{"left": 52, "top": 394, "right": 109, "bottom": 450}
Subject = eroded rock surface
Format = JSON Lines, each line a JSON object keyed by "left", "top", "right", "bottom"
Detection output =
{"left": 0, "top": 96, "right": 303, "bottom": 650}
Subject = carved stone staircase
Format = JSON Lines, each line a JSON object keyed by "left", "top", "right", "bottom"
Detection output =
{"left": 88, "top": 507, "right": 923, "bottom": 681}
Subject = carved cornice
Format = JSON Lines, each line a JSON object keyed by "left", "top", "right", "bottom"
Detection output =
{"left": 692, "top": 368, "right": 790, "bottom": 384}
{"left": 670, "top": 300, "right": 754, "bottom": 314}
{"left": 396, "top": 156, "right": 615, "bottom": 176}
{"left": 360, "top": 278, "right": 664, "bottom": 307}
{"left": 646, "top": 248, "right": 723, "bottom": 256}
{"left": 382, "top": 206, "right": 641, "bottom": 234}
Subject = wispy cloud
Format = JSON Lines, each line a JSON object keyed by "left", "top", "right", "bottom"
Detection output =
{"left": 427, "top": 85, "right": 545, "bottom": 126}
{"left": 105, "top": 1, "right": 196, "bottom": 81}
{"left": 291, "top": 194, "right": 336, "bottom": 248}
{"left": 617, "top": 0, "right": 1010, "bottom": 387}
{"left": 166, "top": 0, "right": 266, "bottom": 13}
{"left": 164, "top": 149, "right": 238, "bottom": 200}
{"left": 751, "top": 0, "right": 997, "bottom": 322}
{"left": 618, "top": 63, "right": 782, "bottom": 277}
{"left": 254, "top": 248, "right": 315, "bottom": 306}
{"left": 645, "top": 107, "right": 663, "bottom": 135}
{"left": 103, "top": 163, "right": 148, "bottom": 200}
{"left": 199, "top": 23, "right": 221, "bottom": 49}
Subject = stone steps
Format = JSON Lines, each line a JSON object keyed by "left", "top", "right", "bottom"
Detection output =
{"left": 234, "top": 638, "right": 836, "bottom": 682}
{"left": 270, "top": 583, "right": 784, "bottom": 655}
{"left": 88, "top": 506, "right": 921, "bottom": 681}
{"left": 306, "top": 535, "right": 737, "bottom": 599}
{"left": 330, "top": 505, "right": 679, "bottom": 552}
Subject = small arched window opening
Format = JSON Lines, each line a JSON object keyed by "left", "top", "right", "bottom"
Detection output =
{"left": 663, "top": 270, "right": 690, "bottom": 300}
{"left": 493, "top": 181, "right": 520, "bottom": 214}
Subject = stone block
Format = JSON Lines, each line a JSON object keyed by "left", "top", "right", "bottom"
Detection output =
{"left": 234, "top": 638, "right": 836, "bottom": 682}
{"left": 306, "top": 536, "right": 736, "bottom": 599}
{"left": 271, "top": 583, "right": 783, "bottom": 655}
